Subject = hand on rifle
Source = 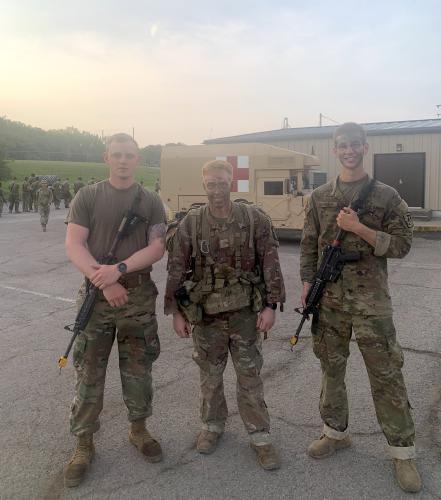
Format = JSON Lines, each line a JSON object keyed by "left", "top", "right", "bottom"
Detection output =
{"left": 103, "top": 283, "right": 128, "bottom": 307}
{"left": 90, "top": 264, "right": 121, "bottom": 289}
{"left": 336, "top": 207, "right": 360, "bottom": 233}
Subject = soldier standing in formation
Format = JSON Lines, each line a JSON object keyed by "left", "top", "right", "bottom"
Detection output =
{"left": 52, "top": 177, "right": 62, "bottom": 209}
{"left": 36, "top": 179, "right": 53, "bottom": 232}
{"left": 300, "top": 122, "right": 421, "bottom": 493}
{"left": 21, "top": 177, "right": 31, "bottom": 212}
{"left": 8, "top": 177, "right": 20, "bottom": 213}
{"left": 64, "top": 133, "right": 166, "bottom": 487}
{"left": 31, "top": 175, "right": 40, "bottom": 212}
{"left": 154, "top": 178, "right": 160, "bottom": 193}
{"left": 0, "top": 182, "right": 7, "bottom": 217}
{"left": 165, "top": 159, "right": 285, "bottom": 470}
{"left": 62, "top": 178, "right": 72, "bottom": 208}
{"left": 73, "top": 177, "right": 85, "bottom": 195}
{"left": 87, "top": 177, "right": 96, "bottom": 185}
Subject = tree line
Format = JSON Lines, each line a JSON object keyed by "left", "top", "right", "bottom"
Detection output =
{"left": 0, "top": 116, "right": 186, "bottom": 179}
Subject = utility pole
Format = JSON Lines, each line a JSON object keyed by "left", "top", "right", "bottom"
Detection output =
{"left": 319, "top": 113, "right": 339, "bottom": 126}
{"left": 436, "top": 105, "right": 441, "bottom": 118}
{"left": 132, "top": 127, "right": 135, "bottom": 140}
{"left": 282, "top": 117, "right": 290, "bottom": 129}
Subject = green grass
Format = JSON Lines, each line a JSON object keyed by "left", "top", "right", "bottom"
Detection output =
{"left": 2, "top": 160, "right": 159, "bottom": 188}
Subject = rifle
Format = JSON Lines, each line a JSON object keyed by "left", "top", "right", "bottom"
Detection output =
{"left": 58, "top": 191, "right": 145, "bottom": 370}
{"left": 290, "top": 179, "right": 375, "bottom": 349}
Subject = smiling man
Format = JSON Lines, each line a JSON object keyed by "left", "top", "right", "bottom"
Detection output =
{"left": 165, "top": 159, "right": 285, "bottom": 470}
{"left": 64, "top": 133, "right": 166, "bottom": 487}
{"left": 300, "top": 122, "right": 421, "bottom": 493}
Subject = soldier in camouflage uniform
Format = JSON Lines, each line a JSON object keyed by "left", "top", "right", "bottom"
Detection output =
{"left": 36, "top": 180, "right": 53, "bottom": 231}
{"left": 165, "top": 159, "right": 285, "bottom": 470}
{"left": 64, "top": 133, "right": 166, "bottom": 488}
{"left": 30, "top": 175, "right": 40, "bottom": 212}
{"left": 21, "top": 177, "right": 31, "bottom": 212}
{"left": 300, "top": 122, "right": 421, "bottom": 493}
{"left": 0, "top": 181, "right": 7, "bottom": 217}
{"left": 52, "top": 178, "right": 62, "bottom": 209}
{"left": 73, "top": 176, "right": 85, "bottom": 195}
{"left": 8, "top": 177, "right": 20, "bottom": 213}
{"left": 62, "top": 178, "right": 72, "bottom": 208}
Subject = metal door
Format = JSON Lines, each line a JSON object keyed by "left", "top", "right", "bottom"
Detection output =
{"left": 373, "top": 153, "right": 425, "bottom": 208}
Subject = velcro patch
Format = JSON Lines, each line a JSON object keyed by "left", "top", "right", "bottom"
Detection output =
{"left": 403, "top": 212, "right": 414, "bottom": 229}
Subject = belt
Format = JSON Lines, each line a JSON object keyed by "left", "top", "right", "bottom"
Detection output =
{"left": 119, "top": 273, "right": 151, "bottom": 289}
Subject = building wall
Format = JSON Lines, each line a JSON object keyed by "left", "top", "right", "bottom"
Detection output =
{"left": 267, "top": 133, "right": 441, "bottom": 210}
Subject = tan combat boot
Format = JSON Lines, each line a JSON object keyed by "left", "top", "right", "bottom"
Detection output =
{"left": 251, "top": 443, "right": 280, "bottom": 470}
{"left": 64, "top": 435, "right": 95, "bottom": 488}
{"left": 129, "top": 419, "right": 163, "bottom": 463}
{"left": 307, "top": 435, "right": 351, "bottom": 459}
{"left": 196, "top": 430, "right": 222, "bottom": 454}
{"left": 393, "top": 459, "right": 422, "bottom": 493}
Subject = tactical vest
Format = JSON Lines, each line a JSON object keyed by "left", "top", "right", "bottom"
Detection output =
{"left": 176, "top": 203, "right": 265, "bottom": 316}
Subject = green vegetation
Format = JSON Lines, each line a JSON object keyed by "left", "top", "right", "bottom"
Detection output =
{"left": 4, "top": 160, "right": 159, "bottom": 188}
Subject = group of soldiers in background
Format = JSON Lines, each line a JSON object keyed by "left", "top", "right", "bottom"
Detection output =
{"left": 0, "top": 175, "right": 98, "bottom": 230}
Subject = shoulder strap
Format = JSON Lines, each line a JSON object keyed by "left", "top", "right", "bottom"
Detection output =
{"left": 351, "top": 178, "right": 376, "bottom": 212}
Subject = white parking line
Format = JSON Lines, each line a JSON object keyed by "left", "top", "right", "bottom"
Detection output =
{"left": 0, "top": 285, "right": 75, "bottom": 303}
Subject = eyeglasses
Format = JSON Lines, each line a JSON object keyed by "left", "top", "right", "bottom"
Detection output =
{"left": 204, "top": 181, "right": 230, "bottom": 192}
{"left": 336, "top": 141, "right": 364, "bottom": 152}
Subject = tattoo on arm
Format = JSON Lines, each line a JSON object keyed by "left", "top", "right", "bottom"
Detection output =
{"left": 148, "top": 223, "right": 167, "bottom": 245}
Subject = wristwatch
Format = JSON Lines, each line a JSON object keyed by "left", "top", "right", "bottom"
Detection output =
{"left": 265, "top": 302, "right": 277, "bottom": 310}
{"left": 117, "top": 262, "right": 128, "bottom": 275}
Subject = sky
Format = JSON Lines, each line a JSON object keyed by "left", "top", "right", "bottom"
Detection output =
{"left": 1, "top": 0, "right": 440, "bottom": 147}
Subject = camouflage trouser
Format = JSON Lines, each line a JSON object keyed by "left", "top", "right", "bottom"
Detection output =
{"left": 312, "top": 306, "right": 415, "bottom": 458}
{"left": 53, "top": 196, "right": 61, "bottom": 209}
{"left": 192, "top": 307, "right": 271, "bottom": 444}
{"left": 70, "top": 279, "right": 160, "bottom": 436}
{"left": 38, "top": 205, "right": 50, "bottom": 226}
{"left": 9, "top": 198, "right": 19, "bottom": 213}
{"left": 22, "top": 193, "right": 30, "bottom": 212}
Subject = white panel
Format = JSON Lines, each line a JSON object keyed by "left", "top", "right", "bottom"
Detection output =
{"left": 237, "top": 180, "right": 249, "bottom": 192}
{"left": 237, "top": 155, "right": 249, "bottom": 168}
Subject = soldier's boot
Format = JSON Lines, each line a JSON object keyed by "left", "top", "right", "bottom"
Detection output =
{"left": 196, "top": 430, "right": 222, "bottom": 454}
{"left": 393, "top": 459, "right": 422, "bottom": 493}
{"left": 307, "top": 435, "right": 351, "bottom": 459}
{"left": 64, "top": 435, "right": 95, "bottom": 488}
{"left": 42, "top": 224, "right": 46, "bottom": 232}
{"left": 129, "top": 419, "right": 163, "bottom": 463}
{"left": 251, "top": 443, "right": 280, "bottom": 471}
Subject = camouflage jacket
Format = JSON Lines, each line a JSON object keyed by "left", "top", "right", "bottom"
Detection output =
{"left": 9, "top": 182, "right": 19, "bottom": 198}
{"left": 22, "top": 181, "right": 30, "bottom": 193}
{"left": 37, "top": 188, "right": 53, "bottom": 207}
{"left": 52, "top": 181, "right": 61, "bottom": 197}
{"left": 164, "top": 202, "right": 286, "bottom": 315}
{"left": 0, "top": 188, "right": 6, "bottom": 203}
{"left": 300, "top": 175, "right": 413, "bottom": 315}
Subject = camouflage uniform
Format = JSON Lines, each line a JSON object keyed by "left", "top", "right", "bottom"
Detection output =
{"left": 165, "top": 202, "right": 285, "bottom": 443}
{"left": 300, "top": 174, "right": 416, "bottom": 458}
{"left": 22, "top": 179, "right": 31, "bottom": 212}
{"left": 52, "top": 180, "right": 62, "bottom": 209}
{"left": 71, "top": 279, "right": 160, "bottom": 436}
{"left": 62, "top": 180, "right": 72, "bottom": 208}
{"left": 37, "top": 187, "right": 53, "bottom": 227}
{"left": 67, "top": 182, "right": 166, "bottom": 437}
{"left": 30, "top": 178, "right": 40, "bottom": 212}
{"left": 8, "top": 180, "right": 20, "bottom": 213}
{"left": 73, "top": 179, "right": 85, "bottom": 195}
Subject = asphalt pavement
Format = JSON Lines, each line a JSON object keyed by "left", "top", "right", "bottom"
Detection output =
{"left": 0, "top": 208, "right": 440, "bottom": 500}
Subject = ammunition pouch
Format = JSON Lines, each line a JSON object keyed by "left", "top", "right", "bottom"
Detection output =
{"left": 202, "top": 281, "right": 252, "bottom": 315}
{"left": 175, "top": 281, "right": 203, "bottom": 324}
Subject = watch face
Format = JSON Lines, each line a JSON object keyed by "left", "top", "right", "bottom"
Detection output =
{"left": 118, "top": 262, "right": 127, "bottom": 274}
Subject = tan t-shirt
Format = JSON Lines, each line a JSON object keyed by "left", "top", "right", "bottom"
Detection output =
{"left": 66, "top": 181, "right": 166, "bottom": 272}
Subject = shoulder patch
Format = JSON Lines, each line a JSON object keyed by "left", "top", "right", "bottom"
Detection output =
{"left": 403, "top": 212, "right": 414, "bottom": 229}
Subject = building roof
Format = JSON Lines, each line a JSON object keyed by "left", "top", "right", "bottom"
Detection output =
{"left": 204, "top": 119, "right": 441, "bottom": 144}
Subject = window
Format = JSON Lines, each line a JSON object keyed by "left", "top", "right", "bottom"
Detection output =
{"left": 264, "top": 181, "right": 284, "bottom": 195}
